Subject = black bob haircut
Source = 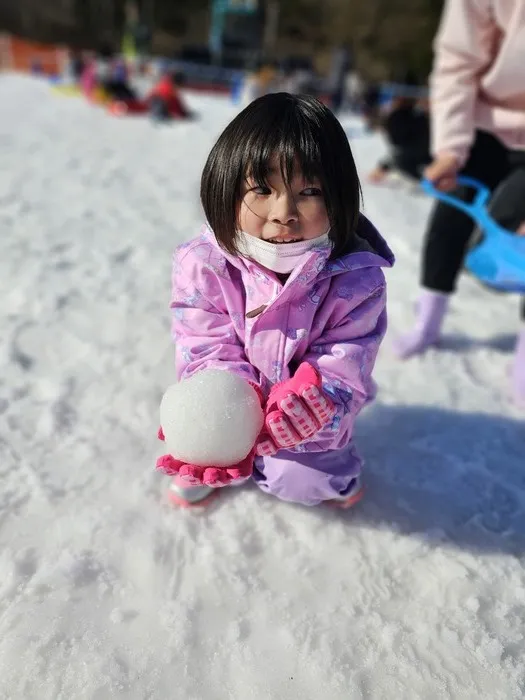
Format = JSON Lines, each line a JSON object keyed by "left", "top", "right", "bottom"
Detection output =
{"left": 200, "top": 92, "right": 362, "bottom": 260}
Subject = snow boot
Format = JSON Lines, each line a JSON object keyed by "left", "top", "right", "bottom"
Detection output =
{"left": 167, "top": 477, "right": 217, "bottom": 509}
{"left": 393, "top": 289, "right": 449, "bottom": 359}
{"left": 328, "top": 477, "right": 364, "bottom": 509}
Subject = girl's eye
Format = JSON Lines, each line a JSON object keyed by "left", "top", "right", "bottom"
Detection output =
{"left": 251, "top": 185, "right": 271, "bottom": 195}
{"left": 301, "top": 187, "right": 323, "bottom": 196}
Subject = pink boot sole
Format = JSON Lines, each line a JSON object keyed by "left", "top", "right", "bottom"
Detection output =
{"left": 167, "top": 489, "right": 219, "bottom": 509}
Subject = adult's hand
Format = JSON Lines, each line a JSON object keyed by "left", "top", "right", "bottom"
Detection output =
{"left": 424, "top": 153, "right": 461, "bottom": 192}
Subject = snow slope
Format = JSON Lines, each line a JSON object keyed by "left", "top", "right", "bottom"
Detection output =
{"left": 1, "top": 74, "right": 525, "bottom": 700}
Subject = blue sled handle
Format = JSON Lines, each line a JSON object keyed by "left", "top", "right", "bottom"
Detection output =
{"left": 421, "top": 176, "right": 502, "bottom": 239}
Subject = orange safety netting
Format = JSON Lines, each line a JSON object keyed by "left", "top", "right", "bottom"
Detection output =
{"left": 0, "top": 33, "right": 67, "bottom": 74}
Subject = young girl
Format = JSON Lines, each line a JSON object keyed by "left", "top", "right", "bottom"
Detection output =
{"left": 159, "top": 92, "right": 394, "bottom": 508}
{"left": 393, "top": 0, "right": 525, "bottom": 402}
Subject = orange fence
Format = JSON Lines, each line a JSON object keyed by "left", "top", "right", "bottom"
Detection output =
{"left": 0, "top": 34, "right": 67, "bottom": 74}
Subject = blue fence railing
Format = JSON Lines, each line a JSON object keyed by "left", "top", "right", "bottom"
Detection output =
{"left": 160, "top": 59, "right": 244, "bottom": 86}
{"left": 380, "top": 82, "right": 429, "bottom": 101}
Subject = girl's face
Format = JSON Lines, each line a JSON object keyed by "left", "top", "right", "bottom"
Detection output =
{"left": 239, "top": 156, "right": 330, "bottom": 243}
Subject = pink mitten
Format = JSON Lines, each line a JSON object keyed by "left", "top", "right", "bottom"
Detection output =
{"left": 155, "top": 444, "right": 254, "bottom": 487}
{"left": 256, "top": 362, "right": 336, "bottom": 456}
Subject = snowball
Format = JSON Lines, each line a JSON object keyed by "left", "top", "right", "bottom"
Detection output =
{"left": 160, "top": 370, "right": 264, "bottom": 467}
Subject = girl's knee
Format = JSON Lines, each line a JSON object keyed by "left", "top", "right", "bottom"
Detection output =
{"left": 256, "top": 469, "right": 328, "bottom": 505}
{"left": 254, "top": 453, "right": 355, "bottom": 506}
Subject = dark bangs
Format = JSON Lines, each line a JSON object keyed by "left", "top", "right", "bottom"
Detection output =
{"left": 200, "top": 92, "right": 361, "bottom": 258}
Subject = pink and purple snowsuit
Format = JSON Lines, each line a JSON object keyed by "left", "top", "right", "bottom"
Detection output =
{"left": 171, "top": 215, "right": 394, "bottom": 505}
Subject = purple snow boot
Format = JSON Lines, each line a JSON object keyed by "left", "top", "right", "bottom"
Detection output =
{"left": 511, "top": 327, "right": 525, "bottom": 406}
{"left": 393, "top": 290, "right": 449, "bottom": 359}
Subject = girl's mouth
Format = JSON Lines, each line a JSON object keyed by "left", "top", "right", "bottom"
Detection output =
{"left": 268, "top": 237, "right": 302, "bottom": 244}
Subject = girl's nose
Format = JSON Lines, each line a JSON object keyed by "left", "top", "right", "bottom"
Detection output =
{"left": 269, "top": 192, "right": 299, "bottom": 225}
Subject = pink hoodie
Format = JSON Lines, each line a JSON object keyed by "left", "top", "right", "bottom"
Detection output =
{"left": 431, "top": 0, "right": 525, "bottom": 165}
{"left": 170, "top": 216, "right": 394, "bottom": 454}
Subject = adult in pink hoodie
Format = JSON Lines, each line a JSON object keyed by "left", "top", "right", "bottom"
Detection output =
{"left": 394, "top": 0, "right": 525, "bottom": 403}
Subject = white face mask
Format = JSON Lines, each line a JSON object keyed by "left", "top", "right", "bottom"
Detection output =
{"left": 237, "top": 231, "right": 331, "bottom": 274}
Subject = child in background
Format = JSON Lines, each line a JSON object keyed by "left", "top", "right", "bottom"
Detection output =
{"left": 367, "top": 95, "right": 431, "bottom": 185}
{"left": 158, "top": 93, "right": 394, "bottom": 507}
{"left": 393, "top": 0, "right": 525, "bottom": 403}
{"left": 147, "top": 70, "right": 190, "bottom": 120}
{"left": 63, "top": 49, "right": 85, "bottom": 85}
{"left": 80, "top": 57, "right": 97, "bottom": 98}
{"left": 102, "top": 53, "right": 137, "bottom": 102}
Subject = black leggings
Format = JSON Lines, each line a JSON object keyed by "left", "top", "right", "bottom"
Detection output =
{"left": 422, "top": 131, "right": 525, "bottom": 318}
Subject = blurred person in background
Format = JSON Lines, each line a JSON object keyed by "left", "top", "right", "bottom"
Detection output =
{"left": 94, "top": 43, "right": 113, "bottom": 85}
{"left": 63, "top": 49, "right": 85, "bottom": 85}
{"left": 328, "top": 44, "right": 352, "bottom": 113}
{"left": 98, "top": 46, "right": 138, "bottom": 101}
{"left": 239, "top": 62, "right": 278, "bottom": 106}
{"left": 147, "top": 70, "right": 192, "bottom": 120}
{"left": 367, "top": 94, "right": 431, "bottom": 186}
{"left": 278, "top": 65, "right": 301, "bottom": 94}
{"left": 344, "top": 69, "right": 364, "bottom": 113}
{"left": 393, "top": 0, "right": 525, "bottom": 405}
{"left": 361, "top": 82, "right": 382, "bottom": 131}
{"left": 80, "top": 53, "right": 97, "bottom": 98}
{"left": 279, "top": 64, "right": 312, "bottom": 95}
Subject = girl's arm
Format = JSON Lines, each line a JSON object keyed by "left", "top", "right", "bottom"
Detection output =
{"left": 430, "top": 0, "right": 497, "bottom": 167}
{"left": 301, "top": 276, "right": 387, "bottom": 449}
{"left": 170, "top": 257, "right": 259, "bottom": 386}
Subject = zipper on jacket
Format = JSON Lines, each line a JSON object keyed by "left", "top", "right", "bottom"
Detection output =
{"left": 246, "top": 304, "right": 267, "bottom": 318}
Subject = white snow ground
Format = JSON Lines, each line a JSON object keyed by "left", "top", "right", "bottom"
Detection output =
{"left": 1, "top": 74, "right": 525, "bottom": 700}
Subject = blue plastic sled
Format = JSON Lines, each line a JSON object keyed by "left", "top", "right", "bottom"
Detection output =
{"left": 421, "top": 175, "right": 525, "bottom": 294}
